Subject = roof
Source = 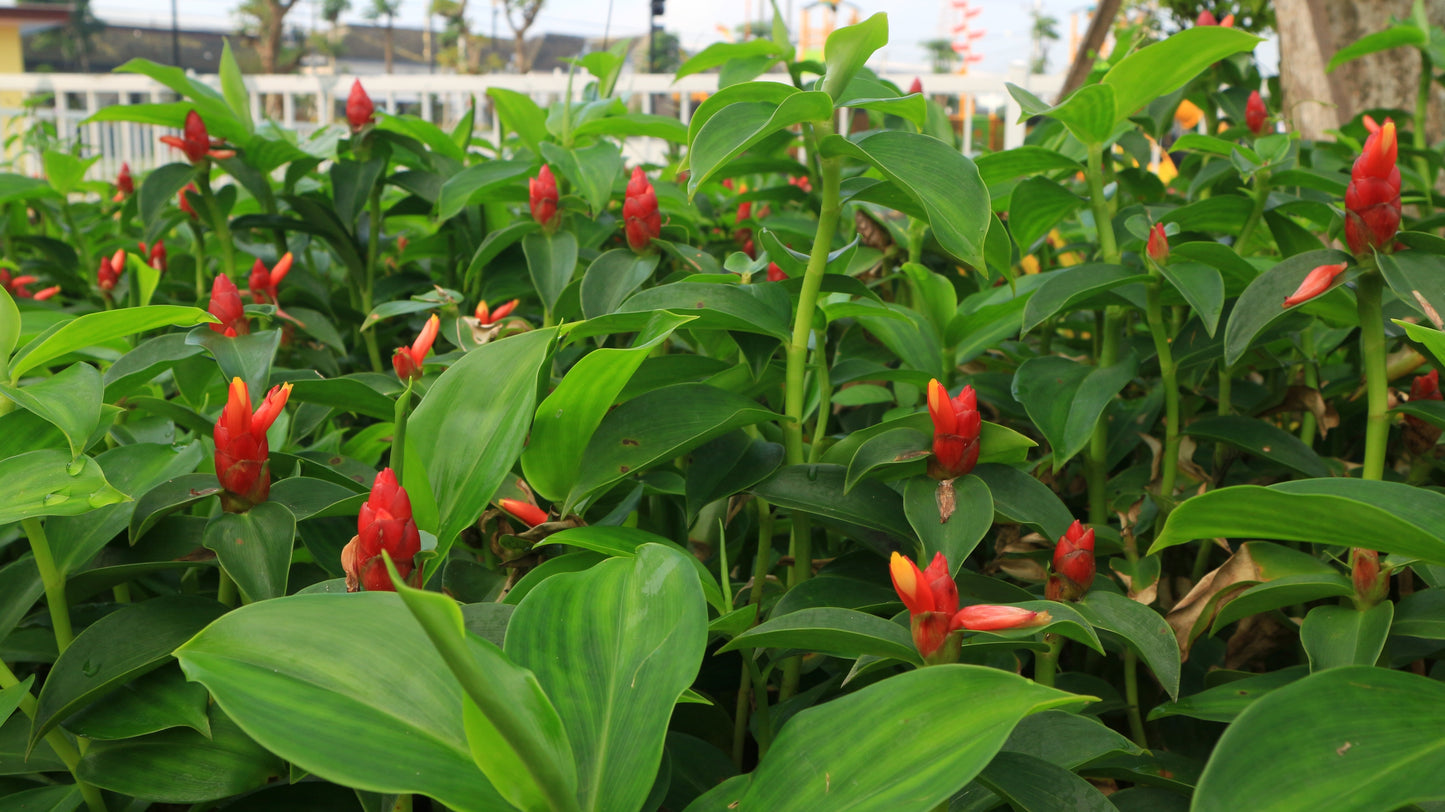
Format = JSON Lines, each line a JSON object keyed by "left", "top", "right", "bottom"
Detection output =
{"left": 0, "top": 3, "right": 72, "bottom": 31}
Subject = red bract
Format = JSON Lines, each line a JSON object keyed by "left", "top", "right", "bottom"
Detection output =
{"left": 393, "top": 313, "right": 440, "bottom": 382}
{"left": 500, "top": 498, "right": 549, "bottom": 527}
{"left": 179, "top": 183, "right": 199, "bottom": 220}
{"left": 97, "top": 249, "right": 126, "bottom": 292}
{"left": 1195, "top": 10, "right": 1234, "bottom": 26}
{"left": 1345, "top": 117, "right": 1401, "bottom": 255}
{"left": 341, "top": 468, "right": 422, "bottom": 592}
{"left": 1282, "top": 263, "right": 1347, "bottom": 308}
{"left": 208, "top": 274, "right": 249, "bottom": 337}
{"left": 214, "top": 377, "right": 291, "bottom": 508}
{"left": 1351, "top": 548, "right": 1388, "bottom": 608}
{"left": 909, "top": 76, "right": 923, "bottom": 94}
{"left": 736, "top": 201, "right": 752, "bottom": 224}
{"left": 927, "top": 379, "right": 981, "bottom": 480}
{"left": 159, "top": 110, "right": 235, "bottom": 163}
{"left": 112, "top": 162, "right": 134, "bottom": 202}
{"left": 530, "top": 165, "right": 560, "bottom": 229}
{"left": 623, "top": 167, "right": 662, "bottom": 252}
{"left": 248, "top": 252, "right": 293, "bottom": 305}
{"left": 1147, "top": 223, "right": 1169, "bottom": 265}
{"left": 767, "top": 262, "right": 788, "bottom": 282}
{"left": 890, "top": 552, "right": 1049, "bottom": 664}
{"left": 1405, "top": 369, "right": 1443, "bottom": 438}
{"left": 347, "top": 80, "right": 375, "bottom": 131}
{"left": 0, "top": 269, "right": 56, "bottom": 300}
{"left": 1048, "top": 520, "right": 1096, "bottom": 602}
{"left": 475, "top": 298, "right": 519, "bottom": 326}
{"left": 1246, "top": 91, "right": 1268, "bottom": 136}
{"left": 149, "top": 239, "right": 167, "bottom": 273}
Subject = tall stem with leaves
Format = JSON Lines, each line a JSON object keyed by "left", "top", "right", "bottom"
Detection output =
{"left": 1084, "top": 141, "right": 1121, "bottom": 525}
{"left": 1358, "top": 270, "right": 1389, "bottom": 481}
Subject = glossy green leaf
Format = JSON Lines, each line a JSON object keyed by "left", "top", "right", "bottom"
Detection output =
{"left": 617, "top": 281, "right": 792, "bottom": 339}
{"left": 684, "top": 432, "right": 784, "bottom": 522}
{"left": 720, "top": 607, "right": 920, "bottom": 663}
{"left": 269, "top": 477, "right": 365, "bottom": 520}
{"left": 1021, "top": 264, "right": 1148, "bottom": 334}
{"left": 522, "top": 314, "right": 685, "bottom": 502}
{"left": 1327, "top": 24, "right": 1427, "bottom": 71}
{"left": 0, "top": 450, "right": 127, "bottom": 526}
{"left": 506, "top": 544, "right": 707, "bottom": 812}
{"left": 737, "top": 665, "right": 1089, "bottom": 810}
{"left": 0, "top": 558, "right": 43, "bottom": 647}
{"left": 41, "top": 151, "right": 98, "bottom": 197}
{"left": 187, "top": 328, "right": 282, "bottom": 405}
{"left": 1393, "top": 588, "right": 1445, "bottom": 639}
{"left": 1077, "top": 590, "right": 1181, "bottom": 700}
{"left": 1036, "top": 83, "right": 1117, "bottom": 145}
{"left": 1149, "top": 667, "right": 1306, "bottom": 723}
{"left": 0, "top": 363, "right": 102, "bottom": 459}
{"left": 1008, "top": 177, "right": 1085, "bottom": 252}
{"left": 686, "top": 92, "right": 832, "bottom": 194}
{"left": 1002, "top": 709, "right": 1144, "bottom": 768}
{"left": 0, "top": 286, "right": 18, "bottom": 363}
{"left": 684, "top": 83, "right": 797, "bottom": 158}
{"left": 486, "top": 88, "right": 549, "bottom": 152}
{"left": 1193, "top": 667, "right": 1445, "bottom": 812}
{"left": 1224, "top": 249, "right": 1352, "bottom": 367}
{"left": 1157, "top": 260, "right": 1225, "bottom": 337}
{"left": 129, "top": 473, "right": 222, "bottom": 543}
{"left": 543, "top": 140, "right": 623, "bottom": 217}
{"left": 978, "top": 751, "right": 1115, "bottom": 812}
{"left": 64, "top": 665, "right": 210, "bottom": 740}
{"left": 1210, "top": 573, "right": 1352, "bottom": 633}
{"left": 9, "top": 306, "right": 214, "bottom": 381}
{"left": 31, "top": 596, "right": 225, "bottom": 748}
{"left": 751, "top": 464, "right": 912, "bottom": 544}
{"left": 676, "top": 39, "right": 786, "bottom": 80}
{"left": 820, "top": 13, "right": 888, "bottom": 99}
{"left": 523, "top": 230, "right": 579, "bottom": 316}
{"left": 1377, "top": 249, "right": 1445, "bottom": 326}
{"left": 975, "top": 147, "right": 1084, "bottom": 187}
{"left": 176, "top": 593, "right": 508, "bottom": 809}
{"left": 844, "top": 427, "right": 929, "bottom": 491}
{"left": 1012, "top": 353, "right": 1138, "bottom": 471}
{"left": 1300, "top": 603, "right": 1393, "bottom": 671}
{"left": 904, "top": 475, "right": 992, "bottom": 573}
{"left": 201, "top": 501, "right": 296, "bottom": 604}
{"left": 436, "top": 158, "right": 534, "bottom": 221}
{"left": 579, "top": 249, "right": 661, "bottom": 319}
{"left": 464, "top": 221, "right": 538, "bottom": 289}
{"left": 138, "top": 162, "right": 195, "bottom": 228}
{"left": 1183, "top": 415, "right": 1330, "bottom": 478}
{"left": 1103, "top": 27, "right": 1264, "bottom": 126}
{"left": 972, "top": 463, "right": 1074, "bottom": 541}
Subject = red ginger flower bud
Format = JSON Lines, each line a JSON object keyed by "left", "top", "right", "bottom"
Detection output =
{"left": 1345, "top": 117, "right": 1401, "bottom": 255}
{"left": 927, "top": 379, "right": 981, "bottom": 480}
{"left": 159, "top": 110, "right": 235, "bottom": 163}
{"left": 393, "top": 313, "right": 440, "bottom": 383}
{"left": 347, "top": 80, "right": 375, "bottom": 131}
{"left": 500, "top": 498, "right": 549, "bottom": 527}
{"left": 1245, "top": 91, "right": 1268, "bottom": 136}
{"left": 149, "top": 239, "right": 167, "bottom": 274}
{"left": 623, "top": 167, "right": 662, "bottom": 253}
{"left": 736, "top": 201, "right": 752, "bottom": 224}
{"left": 1282, "top": 263, "right": 1348, "bottom": 308}
{"left": 247, "top": 252, "right": 293, "bottom": 305}
{"left": 33, "top": 286, "right": 60, "bottom": 301}
{"left": 208, "top": 274, "right": 249, "bottom": 337}
{"left": 890, "top": 552, "right": 1049, "bottom": 664}
{"left": 767, "top": 262, "right": 788, "bottom": 282}
{"left": 179, "top": 183, "right": 199, "bottom": 220}
{"left": 1351, "top": 548, "right": 1389, "bottom": 608}
{"left": 1195, "top": 10, "right": 1217, "bottom": 25}
{"left": 909, "top": 76, "right": 923, "bottom": 94}
{"left": 214, "top": 377, "right": 292, "bottom": 508}
{"left": 112, "top": 162, "right": 134, "bottom": 202}
{"left": 340, "top": 468, "right": 422, "bottom": 592}
{"left": 1411, "top": 368, "right": 1441, "bottom": 404}
{"left": 1147, "top": 222, "right": 1169, "bottom": 265}
{"left": 1405, "top": 368, "right": 1443, "bottom": 442}
{"left": 530, "top": 165, "right": 560, "bottom": 229}
{"left": 1048, "top": 520, "right": 1096, "bottom": 602}
{"left": 475, "top": 298, "right": 518, "bottom": 326}
{"left": 97, "top": 249, "right": 126, "bottom": 292}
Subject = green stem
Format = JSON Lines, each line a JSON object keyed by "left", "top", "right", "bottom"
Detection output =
{"left": 1122, "top": 649, "right": 1148, "bottom": 747}
{"left": 0, "top": 661, "right": 108, "bottom": 812}
{"left": 1236, "top": 173, "right": 1270, "bottom": 251}
{"left": 391, "top": 380, "right": 413, "bottom": 480}
{"left": 216, "top": 570, "right": 237, "bottom": 607}
{"left": 1416, "top": 54, "right": 1435, "bottom": 215}
{"left": 1085, "top": 141, "right": 1121, "bottom": 526}
{"left": 188, "top": 221, "right": 208, "bottom": 302}
{"left": 22, "top": 518, "right": 73, "bottom": 653}
{"left": 60, "top": 202, "right": 92, "bottom": 281}
{"left": 733, "top": 497, "right": 776, "bottom": 768}
{"left": 196, "top": 170, "right": 235, "bottom": 282}
{"left": 1300, "top": 329, "right": 1320, "bottom": 446}
{"left": 1358, "top": 273, "right": 1389, "bottom": 482}
{"left": 1035, "top": 633, "right": 1063, "bottom": 688}
{"left": 807, "top": 330, "right": 831, "bottom": 465}
{"left": 362, "top": 184, "right": 385, "bottom": 373}
{"left": 779, "top": 123, "right": 843, "bottom": 700}
{"left": 1145, "top": 274, "right": 1180, "bottom": 507}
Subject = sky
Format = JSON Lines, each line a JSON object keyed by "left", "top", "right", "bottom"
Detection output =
{"left": 85, "top": 0, "right": 1092, "bottom": 76}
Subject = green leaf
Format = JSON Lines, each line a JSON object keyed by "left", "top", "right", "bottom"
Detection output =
{"left": 30, "top": 596, "right": 225, "bottom": 749}
{"left": 1210, "top": 573, "right": 1353, "bottom": 634}
{"left": 0, "top": 676, "right": 33, "bottom": 731}
{"left": 523, "top": 230, "right": 579, "bottom": 316}
{"left": 684, "top": 83, "right": 797, "bottom": 162}
{"left": 676, "top": 39, "right": 786, "bottom": 80}
{"left": 844, "top": 427, "right": 929, "bottom": 490}
{"left": 464, "top": 221, "right": 538, "bottom": 290}
{"left": 751, "top": 464, "right": 912, "bottom": 545}
{"left": 200, "top": 501, "right": 296, "bottom": 604}
{"left": 1040, "top": 83, "right": 1118, "bottom": 146}
{"left": 41, "top": 150, "right": 99, "bottom": 197}
{"left": 1328, "top": 24, "right": 1428, "bottom": 72}
{"left": 405, "top": 328, "right": 555, "bottom": 563}
{"left": 129, "top": 473, "right": 222, "bottom": 544}
{"left": 330, "top": 159, "right": 386, "bottom": 227}
{"left": 738, "top": 665, "right": 1089, "bottom": 810}
{"left": 436, "top": 159, "right": 534, "bottom": 222}
{"left": 1008, "top": 177, "right": 1086, "bottom": 252}
{"left": 1224, "top": 249, "right": 1353, "bottom": 367}
{"left": 819, "top": 131, "right": 990, "bottom": 268}
{"left": 543, "top": 140, "right": 623, "bottom": 216}
{"left": 1153, "top": 481, "right": 1445, "bottom": 563}
{"left": 287, "top": 376, "right": 396, "bottom": 420}
{"left": 579, "top": 249, "right": 661, "bottom": 319}
{"left": 976, "top": 147, "right": 1084, "bottom": 187}
{"left": 1300, "top": 603, "right": 1393, "bottom": 671}
{"left": 9, "top": 306, "right": 215, "bottom": 381}
{"left": 1183, "top": 415, "right": 1330, "bottom": 478}
{"left": 0, "top": 172, "right": 59, "bottom": 206}
{"left": 138, "top": 162, "right": 197, "bottom": 228}
{"left": 113, "top": 58, "right": 243, "bottom": 141}
{"left": 506, "top": 545, "right": 708, "bottom": 812}
{"left": 1157, "top": 261, "right": 1225, "bottom": 337}
{"left": 686, "top": 92, "right": 833, "bottom": 194}
{"left": 1003, "top": 709, "right": 1145, "bottom": 767}
{"left": 1021, "top": 264, "right": 1149, "bottom": 334}
{"left": 1012, "top": 353, "right": 1138, "bottom": 471}
{"left": 388, "top": 564, "right": 580, "bottom": 812}
{"left": 904, "top": 475, "right": 993, "bottom": 573}
{"left": 65, "top": 665, "right": 211, "bottom": 740}
{"left": 522, "top": 314, "right": 685, "bottom": 502}
{"left": 1149, "top": 667, "right": 1306, "bottom": 723}
{"left": 186, "top": 328, "right": 282, "bottom": 406}
{"left": 565, "top": 383, "right": 778, "bottom": 511}
{"left": 972, "top": 463, "right": 1074, "bottom": 541}
{"left": 1077, "top": 591, "right": 1181, "bottom": 700}
{"left": 0, "top": 362, "right": 102, "bottom": 459}
{"left": 217, "top": 39, "right": 253, "bottom": 134}
{"left": 821, "top": 13, "right": 889, "bottom": 100}
{"left": 174, "top": 593, "right": 507, "bottom": 810}
{"left": 1377, "top": 249, "right": 1445, "bottom": 326}
{"left": 0, "top": 450, "right": 127, "bottom": 525}
{"left": 486, "top": 88, "right": 549, "bottom": 154}
{"left": 978, "top": 751, "right": 1116, "bottom": 812}
{"left": 1103, "top": 27, "right": 1264, "bottom": 126}
{"left": 1193, "top": 667, "right": 1445, "bottom": 812}
{"left": 1398, "top": 320, "right": 1445, "bottom": 368}
{"left": 719, "top": 607, "right": 920, "bottom": 664}
{"left": 1393, "top": 588, "right": 1445, "bottom": 639}
{"left": 0, "top": 286, "right": 17, "bottom": 364}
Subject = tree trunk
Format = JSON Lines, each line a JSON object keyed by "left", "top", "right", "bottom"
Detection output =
{"left": 514, "top": 31, "right": 529, "bottom": 73}
{"left": 385, "top": 19, "right": 394, "bottom": 73}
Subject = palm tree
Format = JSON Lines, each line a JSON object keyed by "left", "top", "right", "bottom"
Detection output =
{"left": 1030, "top": 9, "right": 1060, "bottom": 75}
{"left": 365, "top": 0, "right": 403, "bottom": 73}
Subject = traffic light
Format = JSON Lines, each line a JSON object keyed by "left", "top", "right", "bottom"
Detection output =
{"left": 651, "top": 0, "right": 665, "bottom": 16}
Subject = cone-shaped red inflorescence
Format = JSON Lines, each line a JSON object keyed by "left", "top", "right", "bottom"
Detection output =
{"left": 207, "top": 274, "right": 249, "bottom": 337}
{"left": 247, "top": 252, "right": 293, "bottom": 305}
{"left": 113, "top": 162, "right": 134, "bottom": 202}
{"left": 1351, "top": 548, "right": 1389, "bottom": 608}
{"left": 1048, "top": 520, "right": 1096, "bottom": 602}
{"left": 891, "top": 552, "right": 1049, "bottom": 664}
{"left": 1246, "top": 91, "right": 1268, "bottom": 136}
{"left": 1282, "top": 263, "right": 1348, "bottom": 308}
{"left": 1405, "top": 369, "right": 1443, "bottom": 439}
{"left": 909, "top": 76, "right": 923, "bottom": 94}
{"left": 214, "top": 377, "right": 291, "bottom": 508}
{"left": 1345, "top": 117, "right": 1401, "bottom": 255}
{"left": 341, "top": 468, "right": 422, "bottom": 592}
{"left": 623, "top": 167, "right": 662, "bottom": 252}
{"left": 392, "top": 313, "right": 440, "bottom": 383}
{"left": 530, "top": 165, "right": 560, "bottom": 229}
{"left": 347, "top": 80, "right": 375, "bottom": 131}
{"left": 500, "top": 498, "right": 549, "bottom": 527}
{"left": 159, "top": 110, "right": 235, "bottom": 163}
{"left": 1147, "top": 223, "right": 1169, "bottom": 265}
{"left": 767, "top": 262, "right": 788, "bottom": 282}
{"left": 97, "top": 249, "right": 126, "bottom": 292}
{"left": 1, "top": 269, "right": 57, "bottom": 300}
{"left": 475, "top": 298, "right": 519, "bottom": 326}
{"left": 148, "top": 239, "right": 167, "bottom": 274}
{"left": 927, "top": 379, "right": 982, "bottom": 480}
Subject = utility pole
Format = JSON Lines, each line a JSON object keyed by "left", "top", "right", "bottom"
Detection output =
{"left": 170, "top": 0, "right": 181, "bottom": 67}
{"left": 648, "top": 0, "right": 663, "bottom": 73}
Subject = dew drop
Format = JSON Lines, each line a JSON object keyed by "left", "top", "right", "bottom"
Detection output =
{"left": 42, "top": 493, "right": 69, "bottom": 506}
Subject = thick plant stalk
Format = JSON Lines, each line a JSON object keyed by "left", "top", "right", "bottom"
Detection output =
{"left": 1299, "top": 330, "right": 1320, "bottom": 446}
{"left": 733, "top": 497, "right": 776, "bottom": 768}
{"left": 1145, "top": 277, "right": 1180, "bottom": 504}
{"left": 1084, "top": 142, "right": 1122, "bottom": 526}
{"left": 391, "top": 379, "right": 414, "bottom": 482}
{"left": 1358, "top": 272, "right": 1389, "bottom": 481}
{"left": 0, "top": 661, "right": 108, "bottom": 812}
{"left": 1035, "top": 633, "right": 1063, "bottom": 687}
{"left": 1415, "top": 55, "right": 1434, "bottom": 215}
{"left": 22, "top": 518, "right": 73, "bottom": 652}
{"left": 1235, "top": 173, "right": 1270, "bottom": 250}
{"left": 196, "top": 172, "right": 236, "bottom": 282}
{"left": 188, "top": 221, "right": 208, "bottom": 301}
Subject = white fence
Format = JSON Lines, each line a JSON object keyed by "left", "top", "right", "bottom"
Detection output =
{"left": 0, "top": 69, "right": 1063, "bottom": 182}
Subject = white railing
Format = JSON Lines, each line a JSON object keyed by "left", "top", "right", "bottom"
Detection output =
{"left": 0, "top": 70, "right": 1063, "bottom": 182}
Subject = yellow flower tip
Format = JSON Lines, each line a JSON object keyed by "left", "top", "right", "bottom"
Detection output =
{"left": 889, "top": 551, "right": 918, "bottom": 598}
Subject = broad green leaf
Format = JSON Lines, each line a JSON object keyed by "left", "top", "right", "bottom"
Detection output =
{"left": 506, "top": 545, "right": 708, "bottom": 812}
{"left": 405, "top": 328, "right": 556, "bottom": 563}
{"left": 1223, "top": 249, "right": 1352, "bottom": 367}
{"left": 464, "top": 221, "right": 539, "bottom": 289}
{"left": 9, "top": 306, "right": 214, "bottom": 381}
{"left": 819, "top": 131, "right": 990, "bottom": 268}
{"left": 41, "top": 150, "right": 99, "bottom": 197}
{"left": 1041, "top": 83, "right": 1118, "bottom": 146}
{"left": 31, "top": 596, "right": 225, "bottom": 749}
{"left": 538, "top": 526, "right": 726, "bottom": 613}
{"left": 174, "top": 593, "right": 507, "bottom": 810}
{"left": 0, "top": 558, "right": 44, "bottom": 647}
{"left": 683, "top": 431, "right": 784, "bottom": 521}
{"left": 1008, "top": 177, "right": 1085, "bottom": 252}
{"left": 1102, "top": 27, "right": 1264, "bottom": 126}
{"left": 217, "top": 39, "right": 253, "bottom": 134}
{"left": 972, "top": 463, "right": 1074, "bottom": 541}
{"left": 685, "top": 83, "right": 798, "bottom": 159}
{"left": 719, "top": 607, "right": 920, "bottom": 664}
{"left": 676, "top": 39, "right": 786, "bottom": 80}
{"left": 0, "top": 362, "right": 102, "bottom": 459}
{"left": 436, "top": 159, "right": 534, "bottom": 221}
{"left": 523, "top": 230, "right": 579, "bottom": 316}
{"left": 565, "top": 383, "right": 778, "bottom": 511}
{"left": 1300, "top": 603, "right": 1393, "bottom": 671}
{"left": 0, "top": 286, "right": 17, "bottom": 363}
{"left": 1399, "top": 320, "right": 1445, "bottom": 367}
{"left": 486, "top": 88, "right": 549, "bottom": 153}
{"left": 1157, "top": 260, "right": 1225, "bottom": 337}
{"left": 521, "top": 313, "right": 687, "bottom": 502}
{"left": 0, "top": 172, "right": 60, "bottom": 206}
{"left": 1021, "top": 263, "right": 1149, "bottom": 334}
{"left": 1003, "top": 709, "right": 1144, "bottom": 768}
{"left": 544, "top": 140, "right": 623, "bottom": 216}
{"left": 1193, "top": 667, "right": 1445, "bottom": 812}
{"left": 200, "top": 501, "right": 296, "bottom": 603}
{"left": 1327, "top": 24, "right": 1428, "bottom": 72}
{"left": 1012, "top": 353, "right": 1138, "bottom": 471}
{"left": 1377, "top": 249, "right": 1445, "bottom": 326}
{"left": 129, "top": 473, "right": 222, "bottom": 544}
{"left": 843, "top": 427, "right": 929, "bottom": 490}
{"left": 904, "top": 475, "right": 992, "bottom": 573}
{"left": 330, "top": 158, "right": 386, "bottom": 226}
{"left": 978, "top": 751, "right": 1115, "bottom": 812}
{"left": 1183, "top": 415, "right": 1330, "bottom": 478}
{"left": 1077, "top": 591, "right": 1181, "bottom": 700}
{"left": 0, "top": 450, "right": 127, "bottom": 525}
{"left": 1210, "top": 573, "right": 1352, "bottom": 633}
{"left": 0, "top": 676, "right": 33, "bottom": 731}
{"left": 579, "top": 249, "right": 661, "bottom": 319}
{"left": 751, "top": 464, "right": 912, "bottom": 545}
{"left": 139, "top": 162, "right": 197, "bottom": 228}
{"left": 1394, "top": 588, "right": 1445, "bottom": 639}
{"left": 1149, "top": 667, "right": 1307, "bottom": 723}
{"left": 686, "top": 92, "right": 832, "bottom": 194}
{"left": 113, "top": 58, "right": 243, "bottom": 141}
{"left": 820, "top": 13, "right": 889, "bottom": 100}
{"left": 737, "top": 665, "right": 1089, "bottom": 810}
{"left": 287, "top": 376, "right": 396, "bottom": 420}
{"left": 975, "top": 147, "right": 1084, "bottom": 187}
{"left": 65, "top": 665, "right": 211, "bottom": 740}
{"left": 389, "top": 565, "right": 579, "bottom": 812}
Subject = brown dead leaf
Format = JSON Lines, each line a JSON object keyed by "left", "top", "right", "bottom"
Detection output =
{"left": 1165, "top": 544, "right": 1262, "bottom": 662}
{"left": 1176, "top": 436, "right": 1211, "bottom": 485}
{"left": 994, "top": 557, "right": 1049, "bottom": 582}
{"left": 1225, "top": 613, "right": 1296, "bottom": 670}
{"left": 1261, "top": 386, "right": 1340, "bottom": 438}
{"left": 936, "top": 478, "right": 957, "bottom": 523}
